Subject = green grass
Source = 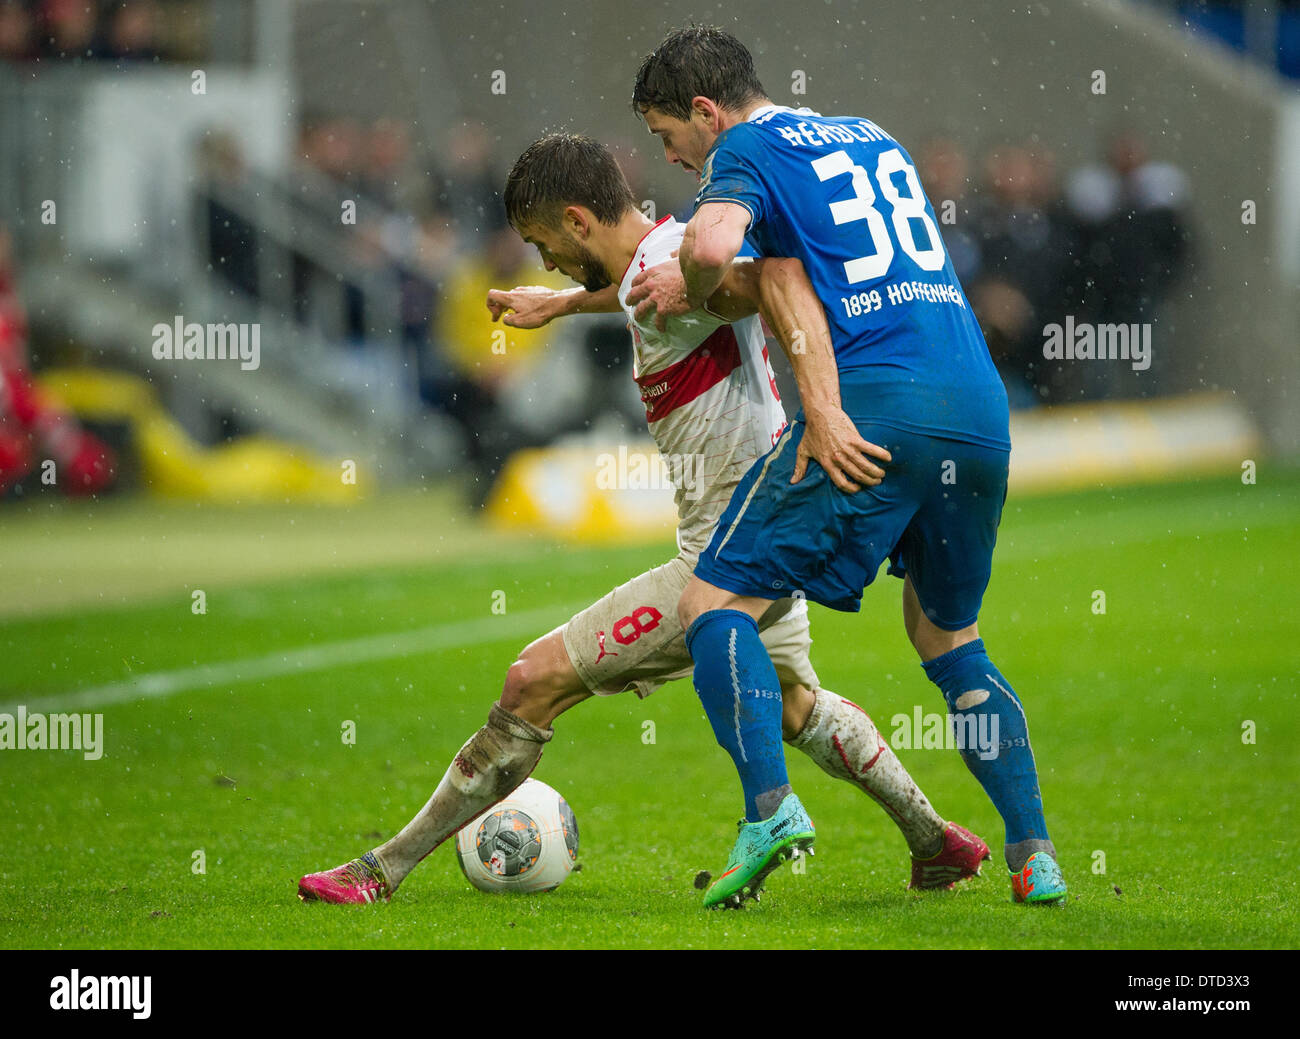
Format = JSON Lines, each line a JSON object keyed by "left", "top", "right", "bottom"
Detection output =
{"left": 1, "top": 470, "right": 1297, "bottom": 948}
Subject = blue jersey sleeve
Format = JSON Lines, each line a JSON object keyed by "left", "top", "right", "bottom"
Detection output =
{"left": 695, "top": 128, "right": 769, "bottom": 231}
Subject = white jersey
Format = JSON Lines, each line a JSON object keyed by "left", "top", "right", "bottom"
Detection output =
{"left": 617, "top": 216, "right": 787, "bottom": 559}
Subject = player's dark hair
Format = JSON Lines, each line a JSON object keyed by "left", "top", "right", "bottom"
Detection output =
{"left": 503, "top": 133, "right": 637, "bottom": 229}
{"left": 632, "top": 26, "right": 768, "bottom": 121}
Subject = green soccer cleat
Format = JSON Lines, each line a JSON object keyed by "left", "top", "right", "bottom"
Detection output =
{"left": 1010, "top": 851, "right": 1068, "bottom": 906}
{"left": 703, "top": 792, "right": 815, "bottom": 910}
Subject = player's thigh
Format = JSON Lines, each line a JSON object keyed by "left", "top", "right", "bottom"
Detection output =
{"left": 561, "top": 555, "right": 697, "bottom": 699}
{"left": 562, "top": 554, "right": 818, "bottom": 702}
{"left": 694, "top": 422, "right": 916, "bottom": 612}
{"left": 892, "top": 438, "right": 1009, "bottom": 634}
{"left": 677, "top": 573, "right": 772, "bottom": 629}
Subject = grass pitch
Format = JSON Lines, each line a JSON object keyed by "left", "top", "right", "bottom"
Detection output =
{"left": 1, "top": 470, "right": 1297, "bottom": 949}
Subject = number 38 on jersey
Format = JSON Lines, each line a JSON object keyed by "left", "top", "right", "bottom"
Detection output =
{"left": 811, "top": 147, "right": 945, "bottom": 284}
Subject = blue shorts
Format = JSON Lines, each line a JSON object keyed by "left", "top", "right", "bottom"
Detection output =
{"left": 694, "top": 421, "right": 1009, "bottom": 630}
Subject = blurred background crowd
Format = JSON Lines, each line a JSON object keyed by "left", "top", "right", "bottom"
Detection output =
{"left": 275, "top": 115, "right": 1198, "bottom": 413}
{"left": 917, "top": 133, "right": 1191, "bottom": 408}
{"left": 0, "top": 0, "right": 197, "bottom": 63}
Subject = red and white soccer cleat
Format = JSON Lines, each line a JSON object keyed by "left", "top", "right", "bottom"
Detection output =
{"left": 908, "top": 822, "right": 991, "bottom": 890}
{"left": 298, "top": 851, "right": 391, "bottom": 904}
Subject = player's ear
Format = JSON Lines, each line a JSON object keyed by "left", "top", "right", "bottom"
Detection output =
{"left": 692, "top": 96, "right": 720, "bottom": 128}
{"left": 562, "top": 205, "right": 591, "bottom": 240}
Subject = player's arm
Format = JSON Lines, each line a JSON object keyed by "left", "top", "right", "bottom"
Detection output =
{"left": 757, "top": 258, "right": 891, "bottom": 492}
{"left": 486, "top": 284, "right": 620, "bottom": 329}
{"left": 700, "top": 258, "right": 761, "bottom": 321}
{"left": 627, "top": 201, "right": 750, "bottom": 332}
{"left": 681, "top": 201, "right": 749, "bottom": 307}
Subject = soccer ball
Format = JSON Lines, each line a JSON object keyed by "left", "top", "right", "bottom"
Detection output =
{"left": 455, "top": 778, "right": 579, "bottom": 893}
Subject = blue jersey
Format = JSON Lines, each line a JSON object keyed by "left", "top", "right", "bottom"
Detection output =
{"left": 695, "top": 105, "right": 1010, "bottom": 451}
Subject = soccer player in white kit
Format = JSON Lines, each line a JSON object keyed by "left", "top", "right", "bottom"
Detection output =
{"left": 297, "top": 134, "right": 989, "bottom": 906}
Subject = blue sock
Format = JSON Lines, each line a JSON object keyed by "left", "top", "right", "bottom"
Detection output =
{"left": 921, "top": 640, "right": 1050, "bottom": 846}
{"left": 684, "top": 609, "right": 790, "bottom": 822}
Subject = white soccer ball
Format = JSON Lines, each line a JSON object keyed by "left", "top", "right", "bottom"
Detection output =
{"left": 455, "top": 778, "right": 579, "bottom": 893}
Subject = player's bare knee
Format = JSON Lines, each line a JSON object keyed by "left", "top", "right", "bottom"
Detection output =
{"left": 907, "top": 626, "right": 942, "bottom": 661}
{"left": 500, "top": 636, "right": 581, "bottom": 716}
{"left": 910, "top": 621, "right": 980, "bottom": 662}
{"left": 501, "top": 651, "right": 555, "bottom": 713}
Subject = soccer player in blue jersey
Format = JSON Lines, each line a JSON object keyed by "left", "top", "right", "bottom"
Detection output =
{"left": 626, "top": 27, "right": 1067, "bottom": 908}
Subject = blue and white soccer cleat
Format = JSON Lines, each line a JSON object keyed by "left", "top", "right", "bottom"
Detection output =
{"left": 703, "top": 792, "right": 815, "bottom": 909}
{"left": 1010, "top": 851, "right": 1067, "bottom": 906}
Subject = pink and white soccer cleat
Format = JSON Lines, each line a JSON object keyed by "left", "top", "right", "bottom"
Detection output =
{"left": 298, "top": 851, "right": 391, "bottom": 904}
{"left": 908, "top": 822, "right": 991, "bottom": 890}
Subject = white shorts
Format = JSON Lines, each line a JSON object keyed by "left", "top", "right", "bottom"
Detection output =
{"left": 561, "top": 554, "right": 818, "bottom": 699}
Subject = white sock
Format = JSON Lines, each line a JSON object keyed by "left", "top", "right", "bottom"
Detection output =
{"left": 373, "top": 703, "right": 551, "bottom": 889}
{"left": 788, "top": 687, "right": 945, "bottom": 857}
